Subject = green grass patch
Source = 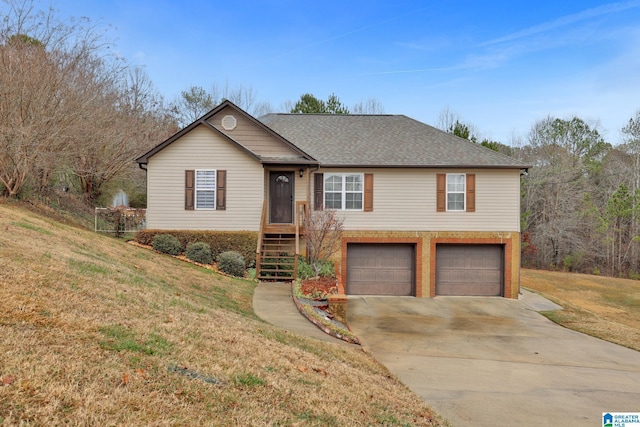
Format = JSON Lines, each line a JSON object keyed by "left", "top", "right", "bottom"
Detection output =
{"left": 602, "top": 291, "right": 640, "bottom": 308}
{"left": 296, "top": 410, "right": 338, "bottom": 425}
{"left": 233, "top": 373, "right": 265, "bottom": 387}
{"left": 99, "top": 325, "right": 173, "bottom": 355}
{"left": 128, "top": 274, "right": 152, "bottom": 287}
{"left": 168, "top": 297, "right": 207, "bottom": 314}
{"left": 68, "top": 259, "right": 112, "bottom": 276}
{"left": 13, "top": 220, "right": 53, "bottom": 235}
{"left": 375, "top": 415, "right": 412, "bottom": 426}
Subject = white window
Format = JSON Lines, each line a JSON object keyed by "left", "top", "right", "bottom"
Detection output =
{"left": 324, "top": 173, "right": 363, "bottom": 210}
{"left": 195, "top": 170, "right": 216, "bottom": 209}
{"left": 446, "top": 173, "right": 465, "bottom": 211}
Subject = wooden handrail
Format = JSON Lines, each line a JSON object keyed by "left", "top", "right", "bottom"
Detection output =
{"left": 255, "top": 200, "right": 267, "bottom": 275}
{"left": 294, "top": 201, "right": 307, "bottom": 281}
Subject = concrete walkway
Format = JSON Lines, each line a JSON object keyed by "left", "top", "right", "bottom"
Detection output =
{"left": 252, "top": 282, "right": 356, "bottom": 346}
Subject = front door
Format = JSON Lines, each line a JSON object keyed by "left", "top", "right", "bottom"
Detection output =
{"left": 269, "top": 171, "right": 294, "bottom": 224}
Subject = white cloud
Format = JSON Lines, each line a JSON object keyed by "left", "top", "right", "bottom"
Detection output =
{"left": 482, "top": 0, "right": 640, "bottom": 46}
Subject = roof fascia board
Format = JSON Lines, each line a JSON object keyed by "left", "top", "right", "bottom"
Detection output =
{"left": 317, "top": 164, "right": 533, "bottom": 169}
{"left": 260, "top": 159, "right": 319, "bottom": 165}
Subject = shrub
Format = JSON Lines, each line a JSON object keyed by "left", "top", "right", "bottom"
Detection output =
{"left": 152, "top": 234, "right": 182, "bottom": 256}
{"left": 317, "top": 260, "right": 335, "bottom": 277}
{"left": 218, "top": 251, "right": 246, "bottom": 277}
{"left": 185, "top": 242, "right": 213, "bottom": 265}
{"left": 297, "top": 256, "right": 334, "bottom": 279}
{"left": 135, "top": 230, "right": 258, "bottom": 267}
{"left": 297, "top": 256, "right": 315, "bottom": 280}
{"left": 305, "top": 210, "right": 343, "bottom": 276}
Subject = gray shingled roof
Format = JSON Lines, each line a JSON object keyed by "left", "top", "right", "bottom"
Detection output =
{"left": 259, "top": 114, "right": 529, "bottom": 168}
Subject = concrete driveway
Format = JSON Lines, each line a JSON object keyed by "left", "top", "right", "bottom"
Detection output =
{"left": 347, "top": 292, "right": 640, "bottom": 427}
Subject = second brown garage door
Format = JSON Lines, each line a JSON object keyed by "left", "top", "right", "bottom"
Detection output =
{"left": 347, "top": 244, "right": 415, "bottom": 296}
{"left": 436, "top": 244, "right": 504, "bottom": 296}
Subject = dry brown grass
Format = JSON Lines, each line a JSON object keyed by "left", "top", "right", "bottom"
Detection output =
{"left": 522, "top": 268, "right": 640, "bottom": 351}
{"left": 0, "top": 201, "right": 447, "bottom": 426}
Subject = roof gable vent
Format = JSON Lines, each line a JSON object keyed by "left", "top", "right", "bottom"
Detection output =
{"left": 221, "top": 115, "right": 237, "bottom": 131}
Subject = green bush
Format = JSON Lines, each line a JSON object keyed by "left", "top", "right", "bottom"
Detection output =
{"left": 297, "top": 256, "right": 334, "bottom": 278}
{"left": 127, "top": 191, "right": 147, "bottom": 209}
{"left": 152, "top": 234, "right": 182, "bottom": 256}
{"left": 135, "top": 230, "right": 258, "bottom": 267}
{"left": 317, "top": 260, "right": 335, "bottom": 277}
{"left": 218, "top": 251, "right": 246, "bottom": 277}
{"left": 185, "top": 241, "right": 213, "bottom": 265}
{"left": 297, "top": 256, "right": 315, "bottom": 280}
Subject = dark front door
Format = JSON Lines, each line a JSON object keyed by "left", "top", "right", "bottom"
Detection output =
{"left": 270, "top": 172, "right": 294, "bottom": 224}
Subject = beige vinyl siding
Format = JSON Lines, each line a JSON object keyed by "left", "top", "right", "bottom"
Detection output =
{"left": 146, "top": 125, "right": 264, "bottom": 230}
{"left": 295, "top": 172, "right": 309, "bottom": 205}
{"left": 318, "top": 168, "right": 521, "bottom": 232}
{"left": 207, "top": 107, "right": 300, "bottom": 158}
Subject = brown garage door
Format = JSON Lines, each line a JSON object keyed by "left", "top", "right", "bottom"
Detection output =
{"left": 436, "top": 244, "right": 504, "bottom": 296}
{"left": 347, "top": 244, "right": 415, "bottom": 296}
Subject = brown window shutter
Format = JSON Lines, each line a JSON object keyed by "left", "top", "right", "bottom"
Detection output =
{"left": 216, "top": 170, "right": 226, "bottom": 210}
{"left": 436, "top": 173, "right": 446, "bottom": 212}
{"left": 364, "top": 173, "right": 373, "bottom": 212}
{"left": 185, "top": 170, "right": 194, "bottom": 210}
{"left": 466, "top": 173, "right": 475, "bottom": 212}
{"left": 314, "top": 173, "right": 324, "bottom": 210}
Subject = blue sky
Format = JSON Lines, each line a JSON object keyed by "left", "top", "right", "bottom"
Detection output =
{"left": 44, "top": 1, "right": 640, "bottom": 144}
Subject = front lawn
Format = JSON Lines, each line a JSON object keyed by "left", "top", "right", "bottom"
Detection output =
{"left": 522, "top": 268, "right": 640, "bottom": 351}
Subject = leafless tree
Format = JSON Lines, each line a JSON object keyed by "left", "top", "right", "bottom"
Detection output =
{"left": 352, "top": 98, "right": 385, "bottom": 114}
{"left": 170, "top": 82, "right": 273, "bottom": 127}
{"left": 0, "top": 0, "right": 174, "bottom": 203}
{"left": 521, "top": 115, "right": 612, "bottom": 272}
{"left": 305, "top": 209, "right": 344, "bottom": 277}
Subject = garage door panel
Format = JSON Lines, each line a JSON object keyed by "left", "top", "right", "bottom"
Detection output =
{"left": 436, "top": 244, "right": 503, "bottom": 296}
{"left": 347, "top": 244, "right": 415, "bottom": 296}
{"left": 354, "top": 269, "right": 410, "bottom": 282}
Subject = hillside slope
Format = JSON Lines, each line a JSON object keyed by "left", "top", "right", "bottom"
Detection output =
{"left": 0, "top": 202, "right": 446, "bottom": 426}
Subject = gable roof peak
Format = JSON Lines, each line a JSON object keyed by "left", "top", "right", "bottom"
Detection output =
{"left": 135, "top": 100, "right": 317, "bottom": 165}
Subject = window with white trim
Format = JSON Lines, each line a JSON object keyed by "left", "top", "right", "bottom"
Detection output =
{"left": 195, "top": 170, "right": 216, "bottom": 209}
{"left": 324, "top": 173, "right": 363, "bottom": 210}
{"left": 446, "top": 173, "right": 465, "bottom": 211}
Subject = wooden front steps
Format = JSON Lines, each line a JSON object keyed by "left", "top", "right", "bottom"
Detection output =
{"left": 257, "top": 233, "right": 297, "bottom": 281}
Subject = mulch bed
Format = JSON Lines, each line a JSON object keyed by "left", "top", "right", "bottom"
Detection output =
{"left": 299, "top": 276, "right": 338, "bottom": 296}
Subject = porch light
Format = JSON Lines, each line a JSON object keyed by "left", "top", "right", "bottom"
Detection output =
{"left": 299, "top": 168, "right": 304, "bottom": 178}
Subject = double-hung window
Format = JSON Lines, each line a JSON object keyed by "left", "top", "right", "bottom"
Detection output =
{"left": 195, "top": 170, "right": 216, "bottom": 209}
{"left": 446, "top": 173, "right": 465, "bottom": 211}
{"left": 324, "top": 173, "right": 363, "bottom": 210}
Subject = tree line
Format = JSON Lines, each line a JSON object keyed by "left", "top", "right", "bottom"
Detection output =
{"left": 2, "top": 1, "right": 640, "bottom": 279}
{"left": 442, "top": 109, "right": 640, "bottom": 278}
{"left": 517, "top": 113, "right": 640, "bottom": 278}
{"left": 0, "top": 2, "right": 175, "bottom": 206}
{"left": 0, "top": 1, "right": 386, "bottom": 207}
